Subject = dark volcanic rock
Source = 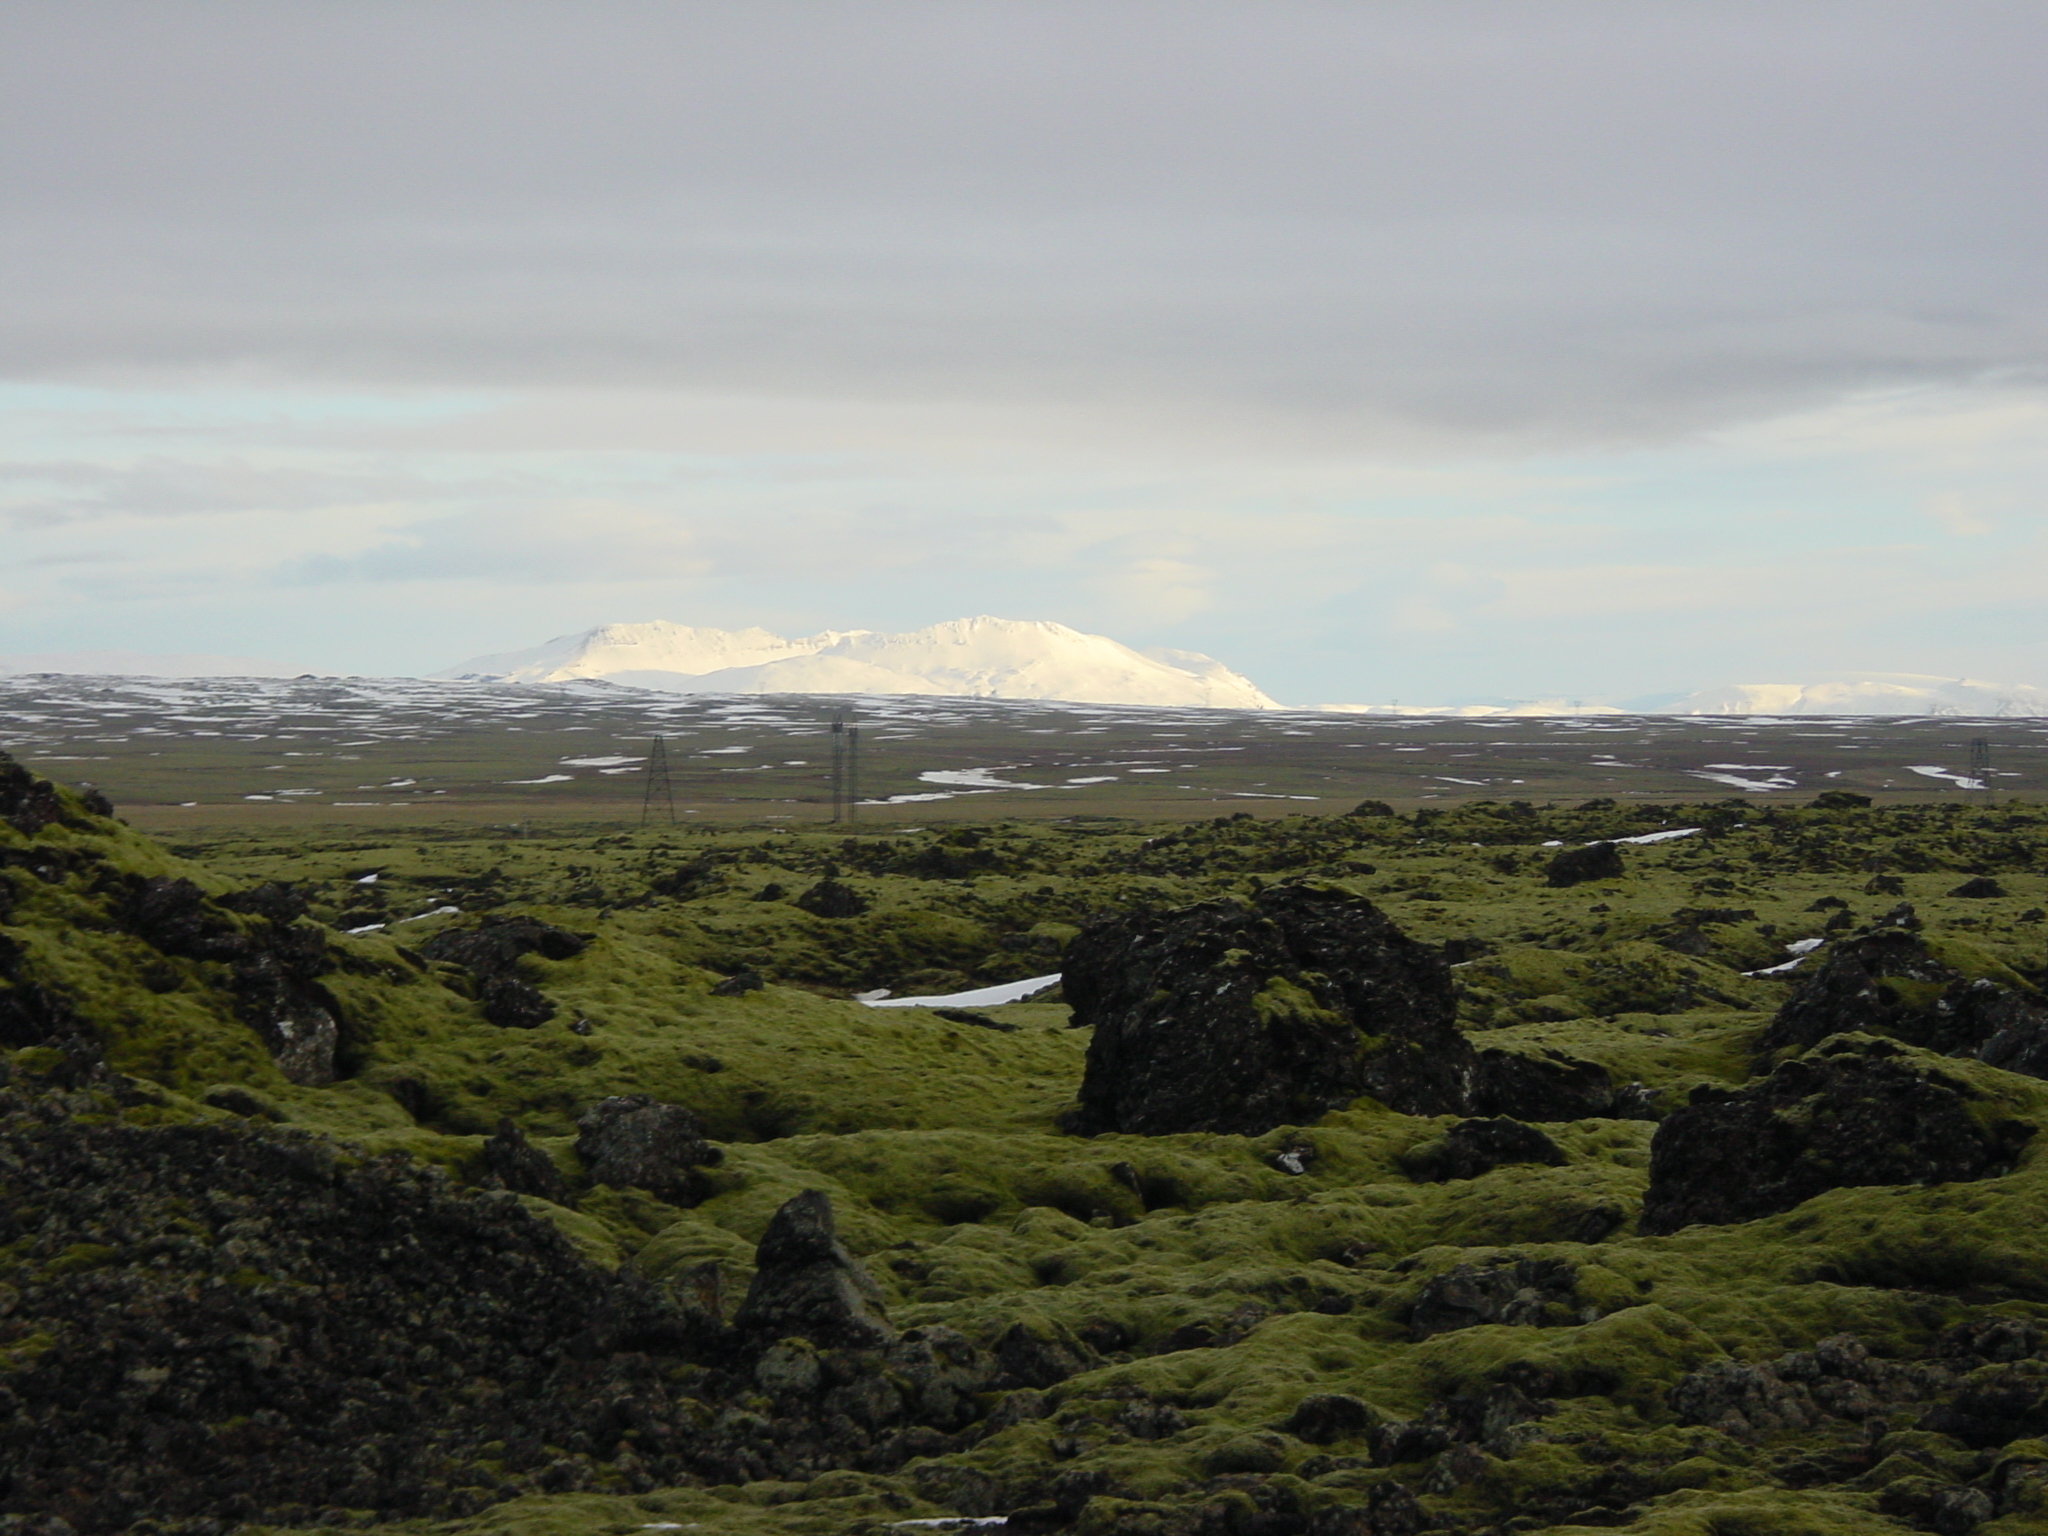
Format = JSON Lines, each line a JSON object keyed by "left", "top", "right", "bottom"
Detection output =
{"left": 573, "top": 1094, "right": 720, "bottom": 1203}
{"left": 794, "top": 877, "right": 869, "bottom": 918}
{"left": 480, "top": 1117, "right": 571, "bottom": 1202}
{"left": 1403, "top": 1118, "right": 1568, "bottom": 1183}
{"left": 419, "top": 915, "right": 585, "bottom": 1031}
{"left": 1758, "top": 908, "right": 2048, "bottom": 1065}
{"left": 122, "top": 875, "right": 343, "bottom": 1084}
{"left": 0, "top": 1078, "right": 1004, "bottom": 1535}
{"left": 417, "top": 915, "right": 586, "bottom": 974}
{"left": 1406, "top": 1257, "right": 1579, "bottom": 1339}
{"left": 1063, "top": 882, "right": 1469, "bottom": 1135}
{"left": 732, "top": 1189, "right": 896, "bottom": 1349}
{"left": 1545, "top": 841, "right": 1625, "bottom": 887}
{"left": 1281, "top": 1392, "right": 1376, "bottom": 1445}
{"left": 1471, "top": 1047, "right": 1650, "bottom": 1122}
{"left": 1640, "top": 1040, "right": 2033, "bottom": 1235}
{"left": 1950, "top": 876, "right": 2008, "bottom": 899}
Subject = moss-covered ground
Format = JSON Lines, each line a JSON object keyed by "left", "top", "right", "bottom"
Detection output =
{"left": 14, "top": 772, "right": 2048, "bottom": 1534}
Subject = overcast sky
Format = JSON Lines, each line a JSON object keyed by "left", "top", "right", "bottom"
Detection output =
{"left": 3, "top": 0, "right": 2046, "bottom": 702}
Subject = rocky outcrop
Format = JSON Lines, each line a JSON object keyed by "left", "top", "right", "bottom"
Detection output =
{"left": 1402, "top": 1118, "right": 1567, "bottom": 1183}
{"left": 1064, "top": 883, "right": 1469, "bottom": 1135}
{"left": 418, "top": 915, "right": 586, "bottom": 1030}
{"left": 480, "top": 1117, "right": 571, "bottom": 1203}
{"left": 573, "top": 1094, "right": 720, "bottom": 1204}
{"left": 123, "top": 875, "right": 343, "bottom": 1084}
{"left": 1405, "top": 1257, "right": 1579, "bottom": 1340}
{"left": 1757, "top": 906, "right": 2048, "bottom": 1075}
{"left": 731, "top": 1189, "right": 896, "bottom": 1349}
{"left": 1640, "top": 1039, "right": 2034, "bottom": 1234}
{"left": 794, "top": 868, "right": 869, "bottom": 918}
{"left": 1545, "top": 842, "right": 1624, "bottom": 887}
{"left": 1470, "top": 1048, "right": 1654, "bottom": 1122}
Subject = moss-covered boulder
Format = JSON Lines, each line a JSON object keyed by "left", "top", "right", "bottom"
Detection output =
{"left": 1641, "top": 1038, "right": 2035, "bottom": 1234}
{"left": 1063, "top": 882, "right": 1468, "bottom": 1134}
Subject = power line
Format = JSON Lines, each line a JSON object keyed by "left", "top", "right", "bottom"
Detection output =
{"left": 640, "top": 736, "right": 676, "bottom": 825}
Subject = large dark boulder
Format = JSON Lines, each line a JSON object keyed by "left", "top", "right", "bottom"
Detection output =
{"left": 1640, "top": 1039, "right": 2034, "bottom": 1234}
{"left": 419, "top": 916, "right": 586, "bottom": 1032}
{"left": 1063, "top": 882, "right": 1469, "bottom": 1135}
{"left": 1406, "top": 1257, "right": 1580, "bottom": 1340}
{"left": 417, "top": 915, "right": 587, "bottom": 974}
{"left": 480, "top": 1117, "right": 571, "bottom": 1203}
{"left": 1470, "top": 1047, "right": 1651, "bottom": 1122}
{"left": 573, "top": 1094, "right": 720, "bottom": 1204}
{"left": 1545, "top": 842, "right": 1625, "bottom": 887}
{"left": 731, "top": 1189, "right": 895, "bottom": 1349}
{"left": 1402, "top": 1118, "right": 1567, "bottom": 1183}
{"left": 1758, "top": 906, "right": 2048, "bottom": 1065}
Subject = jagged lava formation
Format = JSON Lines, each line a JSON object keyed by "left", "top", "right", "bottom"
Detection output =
{"left": 7, "top": 760, "right": 2048, "bottom": 1533}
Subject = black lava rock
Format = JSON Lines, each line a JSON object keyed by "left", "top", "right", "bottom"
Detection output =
{"left": 1281, "top": 1392, "right": 1376, "bottom": 1445}
{"left": 1406, "top": 1257, "right": 1579, "bottom": 1340}
{"left": 1640, "top": 1039, "right": 2034, "bottom": 1235}
{"left": 573, "top": 1094, "right": 720, "bottom": 1203}
{"left": 1545, "top": 842, "right": 1625, "bottom": 888}
{"left": 1758, "top": 909, "right": 2048, "bottom": 1064}
{"left": 794, "top": 878, "right": 869, "bottom": 918}
{"left": 1950, "top": 876, "right": 2008, "bottom": 898}
{"left": 480, "top": 1117, "right": 570, "bottom": 1203}
{"left": 1471, "top": 1048, "right": 1647, "bottom": 1122}
{"left": 731, "top": 1189, "right": 895, "bottom": 1349}
{"left": 1063, "top": 882, "right": 1469, "bottom": 1135}
{"left": 1403, "top": 1118, "right": 1568, "bottom": 1183}
{"left": 419, "top": 916, "right": 585, "bottom": 1032}
{"left": 123, "top": 875, "right": 343, "bottom": 1084}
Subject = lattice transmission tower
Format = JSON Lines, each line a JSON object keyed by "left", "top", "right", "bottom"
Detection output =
{"left": 640, "top": 736, "right": 676, "bottom": 825}
{"left": 1968, "top": 737, "right": 1993, "bottom": 795}
{"left": 828, "top": 716, "right": 861, "bottom": 825}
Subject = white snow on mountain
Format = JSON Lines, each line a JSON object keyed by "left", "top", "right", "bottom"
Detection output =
{"left": 1661, "top": 674, "right": 2048, "bottom": 717}
{"left": 437, "top": 616, "right": 1282, "bottom": 710}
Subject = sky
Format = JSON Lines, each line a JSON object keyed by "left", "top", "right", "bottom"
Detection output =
{"left": 3, "top": 0, "right": 2047, "bottom": 705}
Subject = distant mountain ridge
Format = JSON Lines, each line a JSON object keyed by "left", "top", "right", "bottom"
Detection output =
{"left": 436, "top": 616, "right": 1283, "bottom": 710}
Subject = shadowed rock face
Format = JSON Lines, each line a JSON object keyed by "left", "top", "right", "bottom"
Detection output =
{"left": 419, "top": 916, "right": 587, "bottom": 1031}
{"left": 1758, "top": 907, "right": 2048, "bottom": 1070}
{"left": 1545, "top": 842, "right": 1624, "bottom": 887}
{"left": 573, "top": 1094, "right": 720, "bottom": 1204}
{"left": 732, "top": 1189, "right": 896, "bottom": 1349}
{"left": 1063, "top": 883, "right": 1469, "bottom": 1135}
{"left": 481, "top": 1117, "right": 571, "bottom": 1203}
{"left": 123, "top": 875, "right": 342, "bottom": 1084}
{"left": 1641, "top": 1040, "right": 2034, "bottom": 1235}
{"left": 1402, "top": 1118, "right": 1567, "bottom": 1184}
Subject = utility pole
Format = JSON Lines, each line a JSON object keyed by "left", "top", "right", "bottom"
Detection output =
{"left": 640, "top": 736, "right": 676, "bottom": 825}
{"left": 845, "top": 722, "right": 860, "bottom": 826}
{"left": 828, "top": 714, "right": 861, "bottom": 825}
{"left": 1968, "top": 737, "right": 1993, "bottom": 795}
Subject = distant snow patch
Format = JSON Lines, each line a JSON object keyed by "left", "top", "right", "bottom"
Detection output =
{"left": 863, "top": 974, "right": 1061, "bottom": 1009}
{"left": 505, "top": 774, "right": 574, "bottom": 784}
{"left": 1611, "top": 827, "right": 1702, "bottom": 845}
{"left": 1909, "top": 765, "right": 1988, "bottom": 789}
{"left": 1688, "top": 771, "right": 1797, "bottom": 792}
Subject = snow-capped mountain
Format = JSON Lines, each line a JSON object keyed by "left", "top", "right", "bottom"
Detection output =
{"left": 436, "top": 616, "right": 1283, "bottom": 710}
{"left": 1654, "top": 674, "right": 2048, "bottom": 717}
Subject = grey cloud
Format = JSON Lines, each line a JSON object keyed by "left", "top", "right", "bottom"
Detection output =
{"left": 2, "top": 1, "right": 2045, "bottom": 446}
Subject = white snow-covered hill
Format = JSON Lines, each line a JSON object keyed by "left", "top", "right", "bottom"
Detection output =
{"left": 436, "top": 616, "right": 1283, "bottom": 710}
{"left": 1660, "top": 674, "right": 2048, "bottom": 717}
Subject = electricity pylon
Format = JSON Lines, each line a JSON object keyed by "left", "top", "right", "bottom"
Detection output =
{"left": 640, "top": 736, "right": 676, "bottom": 825}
